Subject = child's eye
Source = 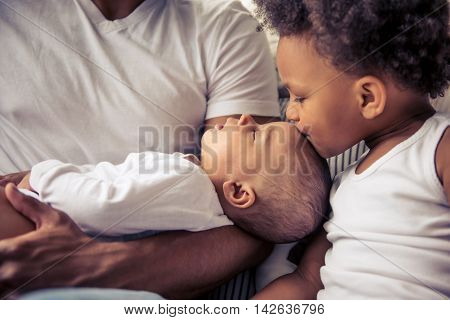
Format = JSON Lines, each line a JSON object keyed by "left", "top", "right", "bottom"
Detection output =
{"left": 294, "top": 96, "right": 306, "bottom": 104}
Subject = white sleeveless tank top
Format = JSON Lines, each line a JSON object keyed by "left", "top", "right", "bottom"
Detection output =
{"left": 318, "top": 112, "right": 450, "bottom": 299}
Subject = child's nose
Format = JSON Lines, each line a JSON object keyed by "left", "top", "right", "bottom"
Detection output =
{"left": 238, "top": 114, "right": 257, "bottom": 126}
{"left": 286, "top": 104, "right": 300, "bottom": 121}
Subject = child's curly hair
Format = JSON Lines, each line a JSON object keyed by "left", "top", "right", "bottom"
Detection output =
{"left": 254, "top": 0, "right": 449, "bottom": 98}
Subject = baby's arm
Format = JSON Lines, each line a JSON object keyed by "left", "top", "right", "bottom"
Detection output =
{"left": 252, "top": 229, "right": 330, "bottom": 299}
{"left": 0, "top": 186, "right": 34, "bottom": 240}
{"left": 28, "top": 154, "right": 225, "bottom": 236}
{"left": 28, "top": 158, "right": 149, "bottom": 235}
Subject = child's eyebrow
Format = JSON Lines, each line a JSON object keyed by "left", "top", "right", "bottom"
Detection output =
{"left": 282, "top": 81, "right": 309, "bottom": 94}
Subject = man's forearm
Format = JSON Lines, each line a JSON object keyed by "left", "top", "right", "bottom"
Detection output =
{"left": 0, "top": 183, "right": 271, "bottom": 299}
{"left": 85, "top": 226, "right": 272, "bottom": 299}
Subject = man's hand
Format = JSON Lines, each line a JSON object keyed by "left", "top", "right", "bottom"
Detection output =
{"left": 0, "top": 171, "right": 30, "bottom": 187}
{"left": 0, "top": 183, "right": 97, "bottom": 298}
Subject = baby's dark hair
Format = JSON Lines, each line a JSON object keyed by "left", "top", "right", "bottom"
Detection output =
{"left": 228, "top": 136, "right": 331, "bottom": 243}
{"left": 254, "top": 0, "right": 449, "bottom": 98}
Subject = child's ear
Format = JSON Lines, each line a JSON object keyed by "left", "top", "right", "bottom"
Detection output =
{"left": 354, "top": 76, "right": 387, "bottom": 120}
{"left": 222, "top": 180, "right": 256, "bottom": 209}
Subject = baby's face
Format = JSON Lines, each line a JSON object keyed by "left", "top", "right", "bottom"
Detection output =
{"left": 201, "top": 115, "right": 302, "bottom": 184}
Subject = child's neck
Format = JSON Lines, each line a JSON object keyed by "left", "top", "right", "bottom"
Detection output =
{"left": 357, "top": 98, "right": 435, "bottom": 174}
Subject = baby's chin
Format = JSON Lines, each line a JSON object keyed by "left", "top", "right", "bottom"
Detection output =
{"left": 199, "top": 155, "right": 225, "bottom": 185}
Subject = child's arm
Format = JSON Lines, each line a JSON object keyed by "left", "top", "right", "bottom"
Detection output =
{"left": 436, "top": 127, "right": 450, "bottom": 203}
{"left": 252, "top": 229, "right": 330, "bottom": 300}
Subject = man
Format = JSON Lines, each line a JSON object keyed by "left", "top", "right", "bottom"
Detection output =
{"left": 0, "top": 0, "right": 279, "bottom": 298}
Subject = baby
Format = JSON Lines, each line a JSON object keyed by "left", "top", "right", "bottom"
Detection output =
{"left": 0, "top": 114, "right": 331, "bottom": 243}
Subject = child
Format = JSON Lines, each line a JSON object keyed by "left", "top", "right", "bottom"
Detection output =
{"left": 253, "top": 0, "right": 449, "bottom": 299}
{"left": 0, "top": 115, "right": 331, "bottom": 244}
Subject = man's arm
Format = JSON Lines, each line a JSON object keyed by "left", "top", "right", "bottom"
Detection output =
{"left": 252, "top": 229, "right": 330, "bottom": 300}
{"left": 0, "top": 184, "right": 271, "bottom": 299}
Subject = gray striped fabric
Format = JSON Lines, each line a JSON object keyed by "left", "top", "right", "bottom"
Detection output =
{"left": 206, "top": 269, "right": 256, "bottom": 300}
{"left": 207, "top": 97, "right": 368, "bottom": 299}
{"left": 327, "top": 141, "right": 368, "bottom": 180}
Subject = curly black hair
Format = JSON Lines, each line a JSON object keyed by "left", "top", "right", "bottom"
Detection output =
{"left": 254, "top": 0, "right": 449, "bottom": 98}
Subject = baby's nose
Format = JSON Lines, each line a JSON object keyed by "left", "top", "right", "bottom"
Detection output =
{"left": 286, "top": 104, "right": 300, "bottom": 121}
{"left": 238, "top": 114, "right": 256, "bottom": 126}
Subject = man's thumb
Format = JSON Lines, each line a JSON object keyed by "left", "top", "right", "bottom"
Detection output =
{"left": 4, "top": 183, "right": 46, "bottom": 228}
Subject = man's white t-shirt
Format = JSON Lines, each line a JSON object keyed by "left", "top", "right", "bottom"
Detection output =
{"left": 25, "top": 152, "right": 232, "bottom": 236}
{"left": 0, "top": 0, "right": 279, "bottom": 174}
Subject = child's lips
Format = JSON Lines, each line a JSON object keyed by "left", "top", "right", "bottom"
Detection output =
{"left": 292, "top": 122, "right": 308, "bottom": 136}
{"left": 215, "top": 124, "right": 224, "bottom": 130}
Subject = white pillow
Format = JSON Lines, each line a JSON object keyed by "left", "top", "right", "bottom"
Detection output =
{"left": 431, "top": 89, "right": 450, "bottom": 112}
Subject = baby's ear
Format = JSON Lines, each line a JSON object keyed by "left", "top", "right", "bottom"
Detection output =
{"left": 222, "top": 180, "right": 256, "bottom": 209}
{"left": 354, "top": 76, "right": 387, "bottom": 120}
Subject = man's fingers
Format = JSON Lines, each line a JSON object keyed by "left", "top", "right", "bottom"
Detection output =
{"left": 4, "top": 183, "right": 48, "bottom": 229}
{"left": 4, "top": 183, "right": 76, "bottom": 232}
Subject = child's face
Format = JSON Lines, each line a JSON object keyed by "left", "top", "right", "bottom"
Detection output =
{"left": 277, "top": 36, "right": 364, "bottom": 158}
{"left": 201, "top": 115, "right": 301, "bottom": 184}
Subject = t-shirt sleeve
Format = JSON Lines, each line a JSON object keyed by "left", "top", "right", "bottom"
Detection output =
{"left": 203, "top": 2, "right": 279, "bottom": 120}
